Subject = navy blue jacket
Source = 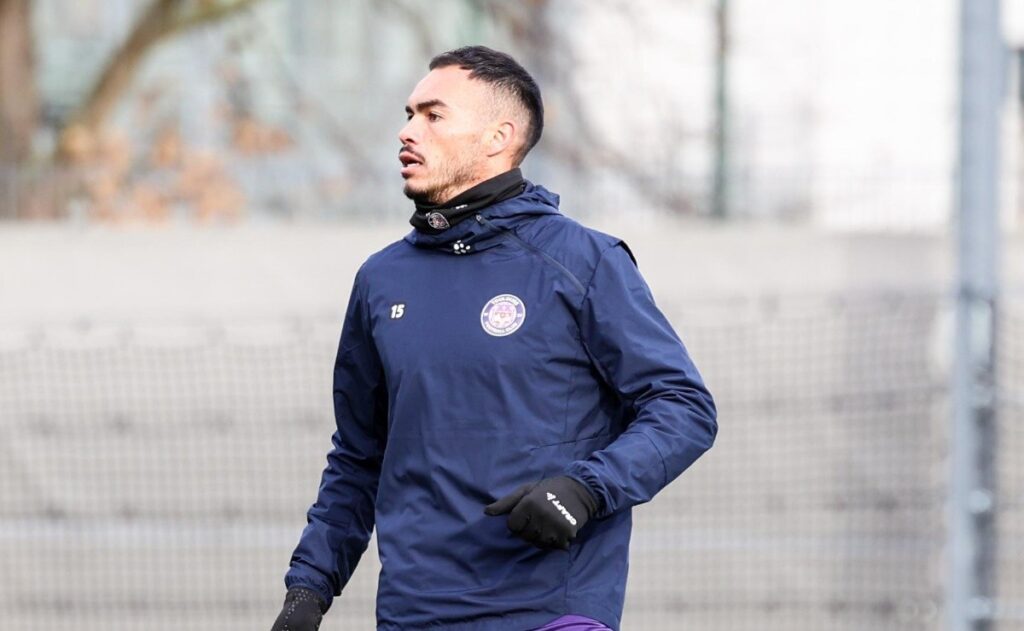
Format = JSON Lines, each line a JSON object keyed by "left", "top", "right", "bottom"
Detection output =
{"left": 284, "top": 183, "right": 717, "bottom": 630}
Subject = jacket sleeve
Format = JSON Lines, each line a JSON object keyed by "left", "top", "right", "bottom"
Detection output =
{"left": 284, "top": 268, "right": 387, "bottom": 608}
{"left": 564, "top": 243, "right": 717, "bottom": 518}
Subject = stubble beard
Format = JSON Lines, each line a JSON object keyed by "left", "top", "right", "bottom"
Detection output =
{"left": 404, "top": 153, "right": 483, "bottom": 206}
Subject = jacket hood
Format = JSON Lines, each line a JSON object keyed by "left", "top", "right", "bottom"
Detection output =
{"left": 403, "top": 182, "right": 561, "bottom": 255}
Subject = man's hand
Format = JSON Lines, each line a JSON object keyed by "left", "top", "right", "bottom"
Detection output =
{"left": 484, "top": 476, "right": 598, "bottom": 550}
{"left": 270, "top": 587, "right": 326, "bottom": 631}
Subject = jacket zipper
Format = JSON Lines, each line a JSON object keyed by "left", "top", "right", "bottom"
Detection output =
{"left": 475, "top": 214, "right": 586, "bottom": 295}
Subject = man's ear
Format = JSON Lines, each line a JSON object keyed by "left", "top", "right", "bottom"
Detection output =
{"left": 485, "top": 121, "right": 517, "bottom": 157}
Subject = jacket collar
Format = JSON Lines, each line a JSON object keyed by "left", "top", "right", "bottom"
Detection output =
{"left": 403, "top": 182, "right": 561, "bottom": 256}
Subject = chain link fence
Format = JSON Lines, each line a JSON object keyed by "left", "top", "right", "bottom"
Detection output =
{"left": 2, "top": 292, "right": 1019, "bottom": 629}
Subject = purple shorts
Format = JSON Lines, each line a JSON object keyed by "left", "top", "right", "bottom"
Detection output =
{"left": 533, "top": 614, "right": 613, "bottom": 630}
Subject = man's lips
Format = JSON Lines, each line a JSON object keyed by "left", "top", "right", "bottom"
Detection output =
{"left": 399, "top": 151, "right": 424, "bottom": 177}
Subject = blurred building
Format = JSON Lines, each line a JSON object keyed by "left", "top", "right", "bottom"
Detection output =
{"left": 14, "top": 0, "right": 1020, "bottom": 231}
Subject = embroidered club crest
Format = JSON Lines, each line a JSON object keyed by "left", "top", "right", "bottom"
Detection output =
{"left": 480, "top": 294, "right": 526, "bottom": 337}
{"left": 426, "top": 212, "right": 450, "bottom": 230}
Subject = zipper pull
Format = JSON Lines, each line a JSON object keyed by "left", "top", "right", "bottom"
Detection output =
{"left": 475, "top": 214, "right": 484, "bottom": 224}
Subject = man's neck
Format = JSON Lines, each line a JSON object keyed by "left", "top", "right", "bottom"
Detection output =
{"left": 410, "top": 168, "right": 526, "bottom": 234}
{"left": 432, "top": 167, "right": 513, "bottom": 206}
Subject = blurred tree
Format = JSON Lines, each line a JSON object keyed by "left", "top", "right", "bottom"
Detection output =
{"left": 0, "top": 0, "right": 262, "bottom": 219}
{"left": 57, "top": 0, "right": 262, "bottom": 162}
{"left": 472, "top": 0, "right": 698, "bottom": 215}
{"left": 0, "top": 0, "right": 37, "bottom": 164}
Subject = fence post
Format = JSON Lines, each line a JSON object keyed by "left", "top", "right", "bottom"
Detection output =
{"left": 950, "top": 0, "right": 1002, "bottom": 628}
{"left": 711, "top": 0, "right": 730, "bottom": 220}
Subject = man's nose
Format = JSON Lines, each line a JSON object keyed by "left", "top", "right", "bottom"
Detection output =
{"left": 398, "top": 118, "right": 418, "bottom": 146}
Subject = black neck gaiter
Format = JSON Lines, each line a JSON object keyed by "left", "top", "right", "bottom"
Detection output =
{"left": 410, "top": 168, "right": 526, "bottom": 234}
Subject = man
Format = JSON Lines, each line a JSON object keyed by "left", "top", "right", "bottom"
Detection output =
{"left": 271, "top": 46, "right": 716, "bottom": 631}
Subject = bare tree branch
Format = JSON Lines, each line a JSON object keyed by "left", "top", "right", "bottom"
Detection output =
{"left": 479, "top": 0, "right": 699, "bottom": 215}
{"left": 170, "top": 0, "right": 261, "bottom": 35}
{"left": 376, "top": 0, "right": 436, "bottom": 61}
{"left": 58, "top": 0, "right": 261, "bottom": 162}
{"left": 0, "top": 0, "right": 38, "bottom": 165}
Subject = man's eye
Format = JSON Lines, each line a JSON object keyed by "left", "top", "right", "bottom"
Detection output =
{"left": 428, "top": 112, "right": 441, "bottom": 122}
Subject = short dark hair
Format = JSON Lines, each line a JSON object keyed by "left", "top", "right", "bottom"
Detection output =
{"left": 429, "top": 46, "right": 543, "bottom": 164}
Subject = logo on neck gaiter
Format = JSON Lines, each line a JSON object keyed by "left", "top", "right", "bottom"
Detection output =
{"left": 427, "top": 212, "right": 450, "bottom": 230}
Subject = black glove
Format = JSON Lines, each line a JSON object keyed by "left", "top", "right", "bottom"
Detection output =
{"left": 270, "top": 587, "right": 326, "bottom": 631}
{"left": 484, "top": 476, "right": 598, "bottom": 550}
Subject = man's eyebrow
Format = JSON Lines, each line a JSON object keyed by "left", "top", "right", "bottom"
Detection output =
{"left": 405, "top": 99, "right": 449, "bottom": 115}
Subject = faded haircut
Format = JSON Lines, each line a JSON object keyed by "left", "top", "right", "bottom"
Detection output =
{"left": 429, "top": 46, "right": 544, "bottom": 165}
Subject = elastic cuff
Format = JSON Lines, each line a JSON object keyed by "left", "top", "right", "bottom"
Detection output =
{"left": 562, "top": 475, "right": 599, "bottom": 518}
{"left": 563, "top": 467, "right": 609, "bottom": 518}
{"left": 285, "top": 574, "right": 334, "bottom": 611}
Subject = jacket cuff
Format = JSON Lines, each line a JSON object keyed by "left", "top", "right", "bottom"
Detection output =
{"left": 285, "top": 570, "right": 335, "bottom": 611}
{"left": 563, "top": 466, "right": 610, "bottom": 519}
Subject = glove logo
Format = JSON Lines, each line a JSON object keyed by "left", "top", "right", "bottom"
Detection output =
{"left": 546, "top": 492, "right": 578, "bottom": 526}
{"left": 480, "top": 294, "right": 526, "bottom": 337}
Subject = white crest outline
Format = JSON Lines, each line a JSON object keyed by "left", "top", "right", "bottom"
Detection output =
{"left": 480, "top": 293, "right": 526, "bottom": 337}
